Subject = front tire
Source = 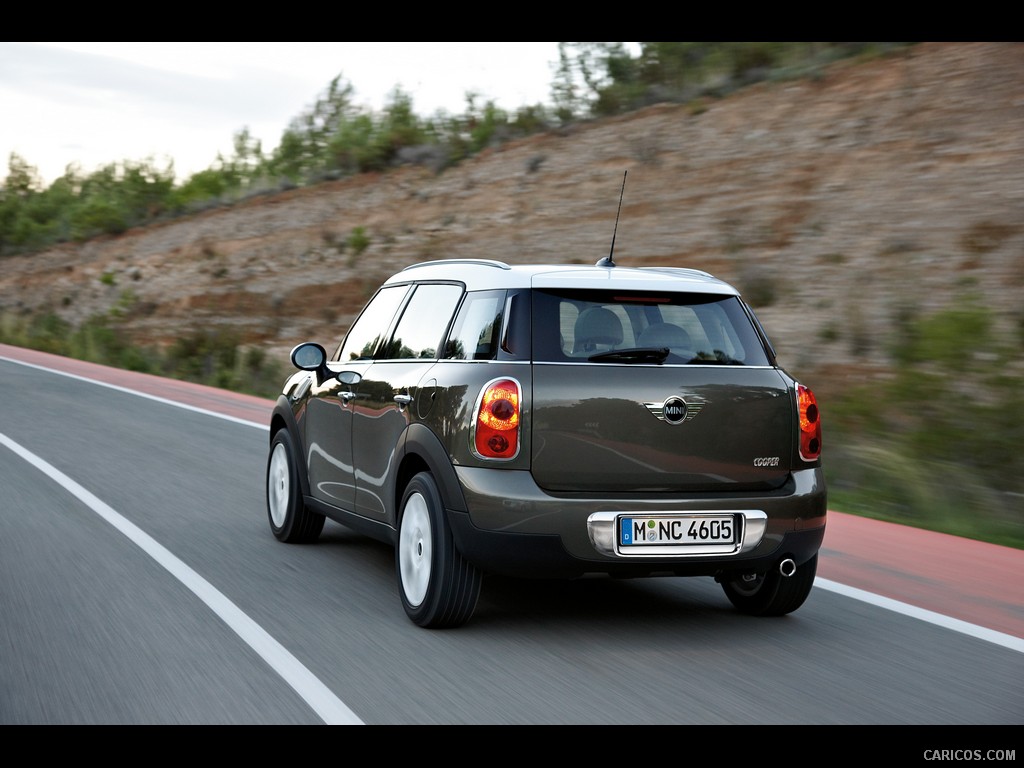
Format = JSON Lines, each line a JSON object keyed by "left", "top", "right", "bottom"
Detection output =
{"left": 720, "top": 554, "right": 817, "bottom": 616}
{"left": 266, "top": 429, "right": 325, "bottom": 543}
{"left": 397, "top": 472, "right": 481, "bottom": 628}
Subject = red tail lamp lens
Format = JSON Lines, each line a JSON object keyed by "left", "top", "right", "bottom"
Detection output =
{"left": 797, "top": 383, "right": 822, "bottom": 461}
{"left": 475, "top": 379, "right": 520, "bottom": 458}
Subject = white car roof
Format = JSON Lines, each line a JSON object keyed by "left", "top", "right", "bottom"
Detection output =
{"left": 389, "top": 259, "right": 739, "bottom": 296}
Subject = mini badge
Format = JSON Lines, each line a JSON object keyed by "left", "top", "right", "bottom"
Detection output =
{"left": 644, "top": 395, "right": 704, "bottom": 424}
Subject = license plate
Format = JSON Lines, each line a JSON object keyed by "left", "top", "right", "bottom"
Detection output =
{"left": 620, "top": 515, "right": 736, "bottom": 547}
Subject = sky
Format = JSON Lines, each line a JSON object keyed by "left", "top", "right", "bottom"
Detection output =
{"left": 0, "top": 42, "right": 574, "bottom": 187}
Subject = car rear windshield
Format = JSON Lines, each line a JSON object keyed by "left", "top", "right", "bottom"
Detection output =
{"left": 531, "top": 289, "right": 771, "bottom": 365}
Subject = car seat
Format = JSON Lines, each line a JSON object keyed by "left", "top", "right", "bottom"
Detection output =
{"left": 573, "top": 307, "right": 623, "bottom": 354}
{"left": 637, "top": 322, "right": 693, "bottom": 357}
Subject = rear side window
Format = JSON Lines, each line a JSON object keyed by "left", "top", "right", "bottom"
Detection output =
{"left": 532, "top": 289, "right": 771, "bottom": 365}
{"left": 444, "top": 290, "right": 505, "bottom": 360}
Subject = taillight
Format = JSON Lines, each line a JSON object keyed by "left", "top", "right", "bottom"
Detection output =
{"left": 473, "top": 378, "right": 521, "bottom": 459}
{"left": 796, "top": 383, "right": 822, "bottom": 462}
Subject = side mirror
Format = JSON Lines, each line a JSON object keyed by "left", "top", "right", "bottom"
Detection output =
{"left": 338, "top": 370, "right": 362, "bottom": 386}
{"left": 290, "top": 342, "right": 334, "bottom": 387}
{"left": 290, "top": 342, "right": 327, "bottom": 371}
{"left": 290, "top": 343, "right": 362, "bottom": 388}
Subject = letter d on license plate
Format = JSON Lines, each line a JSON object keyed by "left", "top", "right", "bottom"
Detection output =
{"left": 620, "top": 514, "right": 736, "bottom": 547}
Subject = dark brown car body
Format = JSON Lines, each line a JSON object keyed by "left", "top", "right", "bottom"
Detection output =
{"left": 267, "top": 259, "right": 826, "bottom": 627}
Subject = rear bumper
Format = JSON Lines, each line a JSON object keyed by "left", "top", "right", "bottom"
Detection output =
{"left": 450, "top": 514, "right": 824, "bottom": 579}
{"left": 449, "top": 466, "right": 827, "bottom": 578}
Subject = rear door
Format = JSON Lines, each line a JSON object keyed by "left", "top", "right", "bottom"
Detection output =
{"left": 350, "top": 282, "right": 464, "bottom": 521}
{"left": 529, "top": 288, "right": 794, "bottom": 493}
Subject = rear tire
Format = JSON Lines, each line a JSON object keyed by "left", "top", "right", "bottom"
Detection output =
{"left": 266, "top": 429, "right": 325, "bottom": 543}
{"left": 397, "top": 472, "right": 481, "bottom": 628}
{"left": 721, "top": 554, "right": 817, "bottom": 616}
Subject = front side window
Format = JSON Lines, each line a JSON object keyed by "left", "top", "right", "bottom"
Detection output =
{"left": 335, "top": 284, "right": 410, "bottom": 362}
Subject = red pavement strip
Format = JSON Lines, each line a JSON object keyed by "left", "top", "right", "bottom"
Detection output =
{"left": 2, "top": 343, "right": 1022, "bottom": 642}
{"left": 0, "top": 343, "right": 273, "bottom": 426}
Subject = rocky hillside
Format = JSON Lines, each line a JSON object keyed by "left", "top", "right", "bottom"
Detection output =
{"left": 2, "top": 42, "right": 1022, "bottom": 397}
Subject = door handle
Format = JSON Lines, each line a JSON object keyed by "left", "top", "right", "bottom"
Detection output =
{"left": 394, "top": 393, "right": 413, "bottom": 408}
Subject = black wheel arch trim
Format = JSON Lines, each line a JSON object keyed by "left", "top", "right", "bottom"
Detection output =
{"left": 400, "top": 423, "right": 469, "bottom": 515}
{"left": 270, "top": 395, "right": 310, "bottom": 499}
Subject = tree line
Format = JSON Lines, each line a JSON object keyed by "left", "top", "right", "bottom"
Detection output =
{"left": 0, "top": 43, "right": 908, "bottom": 256}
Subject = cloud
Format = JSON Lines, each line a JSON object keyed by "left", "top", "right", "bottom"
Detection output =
{"left": 0, "top": 41, "right": 563, "bottom": 185}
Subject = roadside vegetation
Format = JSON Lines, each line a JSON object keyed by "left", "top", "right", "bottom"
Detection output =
{"left": 0, "top": 305, "right": 287, "bottom": 398}
{"left": 0, "top": 43, "right": 907, "bottom": 255}
{"left": 824, "top": 293, "right": 1024, "bottom": 549}
{"left": 6, "top": 41, "right": 1022, "bottom": 549}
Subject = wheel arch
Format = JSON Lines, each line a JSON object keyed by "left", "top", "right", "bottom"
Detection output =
{"left": 395, "top": 423, "right": 468, "bottom": 525}
{"left": 269, "top": 395, "right": 310, "bottom": 498}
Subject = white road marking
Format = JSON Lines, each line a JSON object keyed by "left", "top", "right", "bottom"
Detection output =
{"left": 815, "top": 578, "right": 1023, "bottom": 653}
{"left": 0, "top": 355, "right": 267, "bottom": 430}
{"left": 0, "top": 430, "right": 364, "bottom": 725}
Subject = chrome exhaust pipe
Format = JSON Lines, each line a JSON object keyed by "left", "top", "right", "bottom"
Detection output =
{"left": 779, "top": 558, "right": 797, "bottom": 577}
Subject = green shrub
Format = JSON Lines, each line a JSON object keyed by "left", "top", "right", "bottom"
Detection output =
{"left": 346, "top": 227, "right": 370, "bottom": 261}
{"left": 818, "top": 322, "right": 840, "bottom": 342}
{"left": 737, "top": 266, "right": 779, "bottom": 307}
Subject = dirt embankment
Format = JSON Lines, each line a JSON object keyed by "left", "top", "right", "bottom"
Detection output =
{"left": 2, "top": 42, "right": 1022, "bottom": 396}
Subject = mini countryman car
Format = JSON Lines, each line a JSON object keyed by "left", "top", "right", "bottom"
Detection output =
{"left": 266, "top": 258, "right": 825, "bottom": 628}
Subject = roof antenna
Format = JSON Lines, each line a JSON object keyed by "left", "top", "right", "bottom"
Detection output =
{"left": 596, "top": 170, "right": 626, "bottom": 268}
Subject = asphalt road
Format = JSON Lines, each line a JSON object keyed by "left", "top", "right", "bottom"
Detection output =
{"left": 1, "top": 345, "right": 1022, "bottom": 727}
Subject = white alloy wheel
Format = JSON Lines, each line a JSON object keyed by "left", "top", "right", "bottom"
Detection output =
{"left": 399, "top": 491, "right": 433, "bottom": 607}
{"left": 267, "top": 441, "right": 290, "bottom": 529}
{"left": 394, "top": 472, "right": 481, "bottom": 627}
{"left": 266, "top": 429, "right": 325, "bottom": 543}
